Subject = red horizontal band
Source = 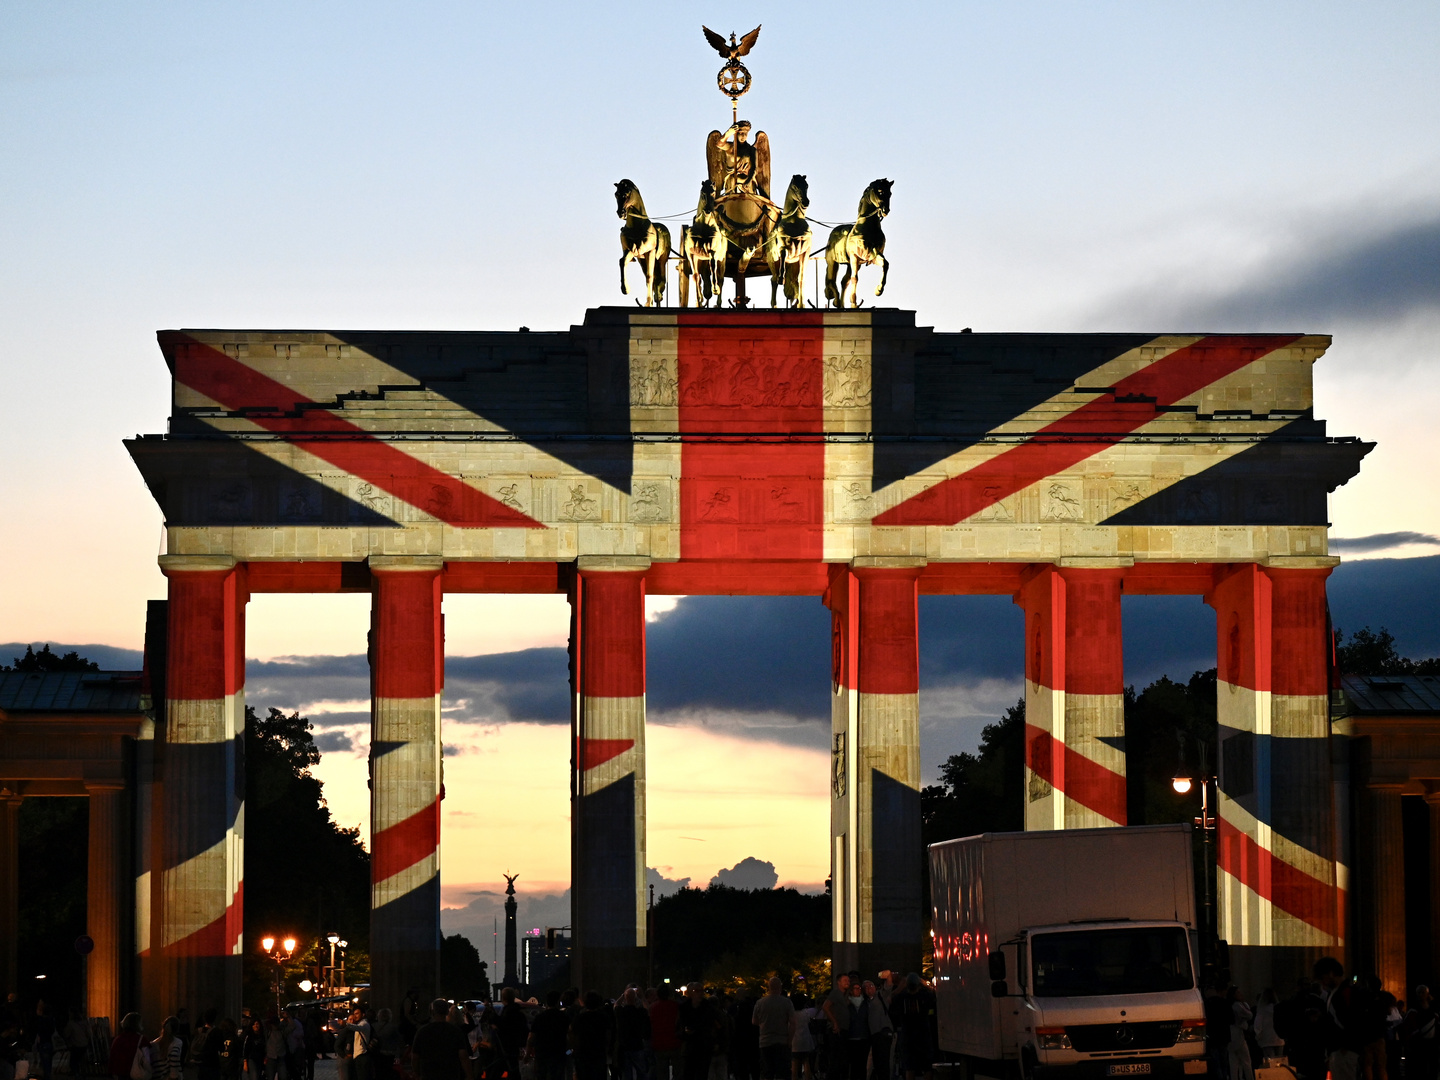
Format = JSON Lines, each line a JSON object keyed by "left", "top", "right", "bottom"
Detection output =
{"left": 875, "top": 336, "right": 1301, "bottom": 526}
{"left": 1217, "top": 817, "right": 1338, "bottom": 939}
{"left": 372, "top": 800, "right": 439, "bottom": 883}
{"left": 580, "top": 738, "right": 635, "bottom": 771}
{"left": 174, "top": 338, "right": 540, "bottom": 529}
{"left": 1026, "top": 723, "right": 1127, "bottom": 825}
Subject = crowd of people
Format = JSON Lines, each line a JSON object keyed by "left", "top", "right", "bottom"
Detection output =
{"left": 7, "top": 956, "right": 1440, "bottom": 1080}
{"left": 1203, "top": 958, "right": 1439, "bottom": 1080}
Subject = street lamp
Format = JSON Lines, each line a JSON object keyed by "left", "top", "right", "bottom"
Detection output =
{"left": 1172, "top": 744, "right": 1218, "bottom": 972}
{"left": 261, "top": 935, "right": 298, "bottom": 1015}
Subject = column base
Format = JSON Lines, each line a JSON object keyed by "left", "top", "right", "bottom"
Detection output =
{"left": 832, "top": 941, "right": 923, "bottom": 982}
{"left": 576, "top": 945, "right": 647, "bottom": 997}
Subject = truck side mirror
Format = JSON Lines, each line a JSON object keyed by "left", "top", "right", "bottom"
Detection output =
{"left": 990, "top": 980, "right": 1008, "bottom": 998}
{"left": 987, "top": 951, "right": 1006, "bottom": 981}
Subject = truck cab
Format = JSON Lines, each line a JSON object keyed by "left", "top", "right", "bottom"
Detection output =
{"left": 997, "top": 920, "right": 1206, "bottom": 1080}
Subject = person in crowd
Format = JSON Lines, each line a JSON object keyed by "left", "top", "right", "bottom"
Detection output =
{"left": 1254, "top": 990, "right": 1280, "bottom": 1064}
{"left": 175, "top": 1013, "right": 192, "bottom": 1056}
{"left": 340, "top": 1008, "right": 375, "bottom": 1080}
{"left": 214, "top": 1019, "right": 241, "bottom": 1080}
{"left": 1229, "top": 987, "right": 1256, "bottom": 1080}
{"left": 262, "top": 1016, "right": 289, "bottom": 1080}
{"left": 109, "top": 1014, "right": 147, "bottom": 1080}
{"left": 528, "top": 992, "right": 569, "bottom": 1080}
{"left": 822, "top": 975, "right": 851, "bottom": 1080}
{"left": 731, "top": 989, "right": 758, "bottom": 1080}
{"left": 788, "top": 992, "right": 817, "bottom": 1080}
{"left": 1400, "top": 986, "right": 1438, "bottom": 1080}
{"left": 412, "top": 998, "right": 473, "bottom": 1080}
{"left": 680, "top": 986, "right": 713, "bottom": 1080}
{"left": 193, "top": 1012, "right": 223, "bottom": 1080}
{"left": 1275, "top": 979, "right": 1327, "bottom": 1080}
{"left": 495, "top": 989, "right": 531, "bottom": 1080}
{"left": 863, "top": 982, "right": 893, "bottom": 1080}
{"left": 614, "top": 988, "right": 651, "bottom": 1080}
{"left": 843, "top": 975, "right": 870, "bottom": 1080}
{"left": 888, "top": 975, "right": 934, "bottom": 1080}
{"left": 242, "top": 1020, "right": 266, "bottom": 1079}
{"left": 571, "top": 993, "right": 612, "bottom": 1080}
{"left": 333, "top": 1012, "right": 354, "bottom": 1080}
{"left": 648, "top": 985, "right": 680, "bottom": 1080}
{"left": 1203, "top": 981, "right": 1233, "bottom": 1080}
{"left": 302, "top": 1008, "right": 323, "bottom": 1075}
{"left": 1316, "top": 957, "right": 1373, "bottom": 1080}
{"left": 29, "top": 1000, "right": 56, "bottom": 1080}
{"left": 62, "top": 1009, "right": 93, "bottom": 1074}
{"left": 752, "top": 978, "right": 794, "bottom": 1080}
{"left": 152, "top": 1017, "right": 184, "bottom": 1080}
{"left": 373, "top": 1008, "right": 405, "bottom": 1079}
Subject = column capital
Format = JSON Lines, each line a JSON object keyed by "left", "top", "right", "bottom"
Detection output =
{"left": 1262, "top": 555, "right": 1340, "bottom": 570}
{"left": 0, "top": 786, "right": 21, "bottom": 805}
{"left": 1423, "top": 783, "right": 1440, "bottom": 806}
{"left": 83, "top": 780, "right": 127, "bottom": 795}
{"left": 158, "top": 554, "right": 238, "bottom": 575}
{"left": 1056, "top": 557, "right": 1133, "bottom": 570}
{"left": 850, "top": 556, "right": 926, "bottom": 572}
{"left": 576, "top": 555, "right": 652, "bottom": 573}
{"left": 1369, "top": 781, "right": 1408, "bottom": 795}
{"left": 368, "top": 555, "right": 444, "bottom": 573}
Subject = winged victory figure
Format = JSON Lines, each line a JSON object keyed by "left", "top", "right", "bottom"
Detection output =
{"left": 705, "top": 121, "right": 770, "bottom": 200}
{"left": 702, "top": 24, "right": 761, "bottom": 62}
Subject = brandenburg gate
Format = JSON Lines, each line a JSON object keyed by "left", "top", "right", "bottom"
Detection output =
{"left": 125, "top": 308, "right": 1370, "bottom": 1012}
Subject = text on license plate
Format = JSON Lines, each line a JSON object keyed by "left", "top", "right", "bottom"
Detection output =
{"left": 1108, "top": 1066, "right": 1152, "bottom": 1076}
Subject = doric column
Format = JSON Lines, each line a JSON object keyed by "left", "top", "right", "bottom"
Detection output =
{"left": 1206, "top": 563, "right": 1339, "bottom": 995}
{"left": 156, "top": 554, "right": 247, "bottom": 1020}
{"left": 86, "top": 781, "right": 127, "bottom": 1027}
{"left": 827, "top": 559, "right": 924, "bottom": 976}
{"left": 368, "top": 556, "right": 444, "bottom": 1009}
{"left": 0, "top": 789, "right": 22, "bottom": 992}
{"left": 1367, "top": 785, "right": 1406, "bottom": 995}
{"left": 1015, "top": 566, "right": 1127, "bottom": 831}
{"left": 570, "top": 556, "right": 649, "bottom": 996}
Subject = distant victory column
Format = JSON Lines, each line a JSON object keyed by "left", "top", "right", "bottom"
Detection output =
{"left": 503, "top": 873, "right": 519, "bottom": 986}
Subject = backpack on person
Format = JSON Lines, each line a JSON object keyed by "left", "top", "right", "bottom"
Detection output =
{"left": 130, "top": 1044, "right": 152, "bottom": 1080}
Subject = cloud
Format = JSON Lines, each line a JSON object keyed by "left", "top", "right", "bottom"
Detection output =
{"left": 647, "top": 866, "right": 692, "bottom": 899}
{"left": 313, "top": 730, "right": 354, "bottom": 753}
{"left": 1098, "top": 209, "right": 1440, "bottom": 330}
{"left": 1330, "top": 531, "right": 1440, "bottom": 554}
{"left": 710, "top": 857, "right": 779, "bottom": 890}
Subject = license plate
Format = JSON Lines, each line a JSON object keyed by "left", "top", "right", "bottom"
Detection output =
{"left": 1108, "top": 1066, "right": 1152, "bottom": 1076}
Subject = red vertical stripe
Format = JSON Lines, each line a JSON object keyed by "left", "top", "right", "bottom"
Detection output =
{"left": 1062, "top": 568, "right": 1123, "bottom": 695}
{"left": 163, "top": 566, "right": 244, "bottom": 699}
{"left": 856, "top": 569, "right": 920, "bottom": 695}
{"left": 579, "top": 571, "right": 647, "bottom": 698}
{"left": 676, "top": 313, "right": 826, "bottom": 559}
{"left": 1210, "top": 564, "right": 1272, "bottom": 693}
{"left": 372, "top": 569, "right": 443, "bottom": 699}
{"left": 1017, "top": 568, "right": 1065, "bottom": 692}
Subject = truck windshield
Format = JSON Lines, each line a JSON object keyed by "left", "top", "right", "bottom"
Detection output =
{"left": 1030, "top": 927, "right": 1193, "bottom": 997}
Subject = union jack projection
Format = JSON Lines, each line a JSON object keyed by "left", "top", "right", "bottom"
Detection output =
{"left": 128, "top": 307, "right": 1370, "bottom": 998}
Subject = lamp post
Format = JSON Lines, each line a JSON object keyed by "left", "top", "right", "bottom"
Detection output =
{"left": 326, "top": 933, "right": 340, "bottom": 998}
{"left": 261, "top": 935, "right": 298, "bottom": 1015}
{"left": 1172, "top": 755, "right": 1218, "bottom": 971}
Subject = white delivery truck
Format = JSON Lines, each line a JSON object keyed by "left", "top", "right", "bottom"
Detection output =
{"left": 930, "top": 825, "right": 1207, "bottom": 1080}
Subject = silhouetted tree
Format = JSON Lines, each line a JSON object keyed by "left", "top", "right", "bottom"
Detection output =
{"left": 440, "top": 934, "right": 490, "bottom": 1000}
{"left": 921, "top": 698, "right": 1025, "bottom": 845}
{"left": 3, "top": 644, "right": 99, "bottom": 672}
{"left": 652, "top": 885, "right": 829, "bottom": 987}
{"left": 243, "top": 706, "right": 371, "bottom": 1012}
{"left": 1336, "top": 625, "right": 1440, "bottom": 676}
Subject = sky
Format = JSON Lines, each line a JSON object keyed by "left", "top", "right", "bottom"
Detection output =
{"left": 3, "top": 1, "right": 1439, "bottom": 945}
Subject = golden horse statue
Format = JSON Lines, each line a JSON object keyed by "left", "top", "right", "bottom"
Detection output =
{"left": 765, "top": 174, "right": 812, "bottom": 308}
{"left": 615, "top": 179, "right": 671, "bottom": 307}
{"left": 678, "top": 180, "right": 722, "bottom": 308}
{"left": 825, "top": 178, "right": 892, "bottom": 308}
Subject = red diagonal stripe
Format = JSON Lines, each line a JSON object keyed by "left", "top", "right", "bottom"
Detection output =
{"left": 372, "top": 801, "right": 439, "bottom": 882}
{"left": 580, "top": 737, "right": 634, "bottom": 771}
{"left": 174, "top": 338, "right": 542, "bottom": 528}
{"left": 168, "top": 879, "right": 243, "bottom": 956}
{"left": 875, "top": 335, "right": 1301, "bottom": 526}
{"left": 1025, "top": 723, "right": 1127, "bottom": 824}
{"left": 1217, "top": 817, "right": 1338, "bottom": 939}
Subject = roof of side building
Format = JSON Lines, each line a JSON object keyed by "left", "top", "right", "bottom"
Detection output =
{"left": 1338, "top": 673, "right": 1440, "bottom": 716}
{"left": 0, "top": 670, "right": 145, "bottom": 713}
